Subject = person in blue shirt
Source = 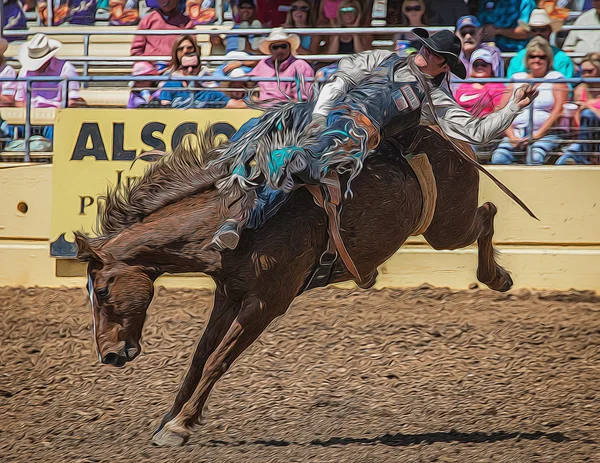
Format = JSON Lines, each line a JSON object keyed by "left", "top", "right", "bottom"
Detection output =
{"left": 507, "top": 9, "right": 574, "bottom": 78}
{"left": 478, "top": 0, "right": 537, "bottom": 52}
{"left": 159, "top": 34, "right": 247, "bottom": 109}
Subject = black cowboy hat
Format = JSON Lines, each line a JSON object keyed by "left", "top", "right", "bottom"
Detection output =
{"left": 412, "top": 28, "right": 467, "bottom": 79}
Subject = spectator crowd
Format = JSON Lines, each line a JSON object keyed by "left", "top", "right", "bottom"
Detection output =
{"left": 0, "top": 0, "right": 599, "bottom": 164}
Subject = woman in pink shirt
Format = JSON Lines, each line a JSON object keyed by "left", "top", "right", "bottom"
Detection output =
{"left": 248, "top": 28, "right": 314, "bottom": 103}
{"left": 454, "top": 48, "right": 508, "bottom": 117}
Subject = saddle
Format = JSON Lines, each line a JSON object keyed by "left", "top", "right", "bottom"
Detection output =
{"left": 301, "top": 153, "right": 437, "bottom": 293}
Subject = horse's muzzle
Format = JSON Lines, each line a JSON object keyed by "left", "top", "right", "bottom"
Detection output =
{"left": 100, "top": 342, "right": 140, "bottom": 367}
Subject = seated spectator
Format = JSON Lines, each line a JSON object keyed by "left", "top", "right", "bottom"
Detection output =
{"left": 393, "top": 0, "right": 430, "bottom": 51}
{"left": 0, "top": 38, "right": 17, "bottom": 107}
{"left": 479, "top": 0, "right": 537, "bottom": 52}
{"left": 455, "top": 49, "right": 509, "bottom": 116}
{"left": 491, "top": 37, "right": 569, "bottom": 165}
{"left": 284, "top": 0, "right": 320, "bottom": 55}
{"left": 562, "top": 0, "right": 600, "bottom": 54}
{"left": 2, "top": 0, "right": 28, "bottom": 41}
{"left": 456, "top": 15, "right": 504, "bottom": 78}
{"left": 110, "top": 0, "right": 140, "bottom": 25}
{"left": 323, "top": 0, "right": 371, "bottom": 54}
{"left": 248, "top": 28, "right": 314, "bottom": 103}
{"left": 128, "top": 62, "right": 161, "bottom": 108}
{"left": 507, "top": 9, "right": 574, "bottom": 78}
{"left": 130, "top": 0, "right": 194, "bottom": 57}
{"left": 15, "top": 34, "right": 81, "bottom": 109}
{"left": 224, "top": 0, "right": 263, "bottom": 54}
{"left": 557, "top": 52, "right": 600, "bottom": 164}
{"left": 159, "top": 35, "right": 246, "bottom": 108}
{"left": 14, "top": 34, "right": 83, "bottom": 140}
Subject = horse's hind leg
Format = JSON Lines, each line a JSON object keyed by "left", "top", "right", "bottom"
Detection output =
{"left": 152, "top": 294, "right": 291, "bottom": 446}
{"left": 424, "top": 201, "right": 513, "bottom": 292}
{"left": 155, "top": 284, "right": 239, "bottom": 435}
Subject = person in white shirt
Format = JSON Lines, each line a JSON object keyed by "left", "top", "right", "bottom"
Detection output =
{"left": 492, "top": 37, "right": 569, "bottom": 164}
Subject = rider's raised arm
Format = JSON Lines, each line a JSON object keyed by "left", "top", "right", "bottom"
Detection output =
{"left": 313, "top": 50, "right": 393, "bottom": 119}
{"left": 421, "top": 85, "right": 521, "bottom": 145}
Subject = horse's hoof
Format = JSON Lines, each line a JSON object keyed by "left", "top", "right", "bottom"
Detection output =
{"left": 152, "top": 424, "right": 189, "bottom": 447}
{"left": 486, "top": 267, "right": 513, "bottom": 292}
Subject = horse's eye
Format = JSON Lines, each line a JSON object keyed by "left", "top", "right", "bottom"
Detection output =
{"left": 96, "top": 287, "right": 109, "bottom": 299}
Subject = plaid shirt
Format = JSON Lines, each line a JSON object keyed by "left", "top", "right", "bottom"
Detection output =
{"left": 478, "top": 0, "right": 536, "bottom": 52}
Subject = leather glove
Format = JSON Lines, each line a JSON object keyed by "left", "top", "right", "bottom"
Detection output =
{"left": 304, "top": 114, "right": 327, "bottom": 137}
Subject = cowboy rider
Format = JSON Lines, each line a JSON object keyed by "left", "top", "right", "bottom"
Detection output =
{"left": 211, "top": 28, "right": 537, "bottom": 251}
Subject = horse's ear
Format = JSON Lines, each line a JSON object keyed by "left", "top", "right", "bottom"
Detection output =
{"left": 74, "top": 232, "right": 101, "bottom": 262}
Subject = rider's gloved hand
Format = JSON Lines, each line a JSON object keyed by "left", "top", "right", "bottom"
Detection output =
{"left": 304, "top": 114, "right": 327, "bottom": 137}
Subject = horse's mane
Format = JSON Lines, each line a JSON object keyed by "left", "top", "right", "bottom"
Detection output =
{"left": 95, "top": 130, "right": 228, "bottom": 239}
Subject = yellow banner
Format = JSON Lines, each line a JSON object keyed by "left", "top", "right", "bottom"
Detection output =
{"left": 50, "top": 108, "right": 261, "bottom": 257}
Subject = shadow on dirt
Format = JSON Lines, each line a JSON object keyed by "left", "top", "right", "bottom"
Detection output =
{"left": 204, "top": 430, "right": 570, "bottom": 448}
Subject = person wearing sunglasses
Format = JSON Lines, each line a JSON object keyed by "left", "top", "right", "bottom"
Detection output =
{"left": 507, "top": 9, "right": 573, "bottom": 79}
{"left": 210, "top": 28, "right": 537, "bottom": 250}
{"left": 455, "top": 15, "right": 503, "bottom": 79}
{"left": 557, "top": 53, "right": 600, "bottom": 165}
{"left": 284, "top": 0, "right": 320, "bottom": 55}
{"left": 492, "top": 37, "right": 568, "bottom": 165}
{"left": 246, "top": 28, "right": 314, "bottom": 103}
{"left": 392, "top": 0, "right": 429, "bottom": 51}
{"left": 323, "top": 0, "right": 371, "bottom": 54}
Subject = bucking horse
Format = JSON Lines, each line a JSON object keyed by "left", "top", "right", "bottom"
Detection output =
{"left": 76, "top": 101, "right": 522, "bottom": 446}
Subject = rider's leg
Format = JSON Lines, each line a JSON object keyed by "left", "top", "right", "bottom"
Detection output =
{"left": 212, "top": 187, "right": 288, "bottom": 251}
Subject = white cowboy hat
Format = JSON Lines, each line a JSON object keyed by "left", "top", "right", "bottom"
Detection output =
{"left": 19, "top": 33, "right": 62, "bottom": 71}
{"left": 258, "top": 27, "right": 301, "bottom": 56}
{"left": 519, "top": 9, "right": 563, "bottom": 33}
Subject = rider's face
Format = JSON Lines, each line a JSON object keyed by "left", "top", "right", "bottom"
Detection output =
{"left": 414, "top": 46, "right": 449, "bottom": 77}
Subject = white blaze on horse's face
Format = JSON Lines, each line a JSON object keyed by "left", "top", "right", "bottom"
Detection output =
{"left": 87, "top": 274, "right": 102, "bottom": 363}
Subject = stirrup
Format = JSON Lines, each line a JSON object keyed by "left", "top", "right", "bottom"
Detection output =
{"left": 211, "top": 220, "right": 241, "bottom": 251}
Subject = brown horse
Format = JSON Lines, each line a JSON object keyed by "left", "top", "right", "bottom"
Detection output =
{"left": 75, "top": 126, "right": 513, "bottom": 447}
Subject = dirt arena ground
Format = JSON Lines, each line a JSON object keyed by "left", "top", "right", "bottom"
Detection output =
{"left": 1, "top": 285, "right": 599, "bottom": 463}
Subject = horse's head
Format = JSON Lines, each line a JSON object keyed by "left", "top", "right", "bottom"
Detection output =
{"left": 75, "top": 233, "right": 156, "bottom": 367}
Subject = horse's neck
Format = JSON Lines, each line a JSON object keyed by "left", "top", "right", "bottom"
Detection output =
{"left": 102, "top": 189, "right": 223, "bottom": 274}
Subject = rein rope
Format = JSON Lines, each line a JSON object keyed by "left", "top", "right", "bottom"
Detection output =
{"left": 409, "top": 58, "right": 539, "bottom": 220}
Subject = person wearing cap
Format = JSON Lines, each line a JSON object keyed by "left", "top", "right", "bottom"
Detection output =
{"left": 210, "top": 28, "right": 537, "bottom": 250}
{"left": 455, "top": 48, "right": 509, "bottom": 117}
{"left": 246, "top": 28, "right": 314, "bottom": 103}
{"left": 14, "top": 33, "right": 81, "bottom": 110}
{"left": 507, "top": 9, "right": 574, "bottom": 78}
{"left": 455, "top": 15, "right": 504, "bottom": 78}
{"left": 0, "top": 38, "right": 17, "bottom": 107}
{"left": 478, "top": 0, "right": 537, "bottom": 53}
{"left": 128, "top": 62, "right": 160, "bottom": 108}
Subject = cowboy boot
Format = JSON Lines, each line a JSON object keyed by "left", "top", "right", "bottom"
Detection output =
{"left": 211, "top": 219, "right": 241, "bottom": 251}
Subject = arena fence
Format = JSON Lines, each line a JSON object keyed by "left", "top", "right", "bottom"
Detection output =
{"left": 1, "top": 75, "right": 598, "bottom": 162}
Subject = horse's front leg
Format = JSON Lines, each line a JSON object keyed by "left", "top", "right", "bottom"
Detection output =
{"left": 152, "top": 294, "right": 291, "bottom": 446}
{"left": 154, "top": 284, "right": 239, "bottom": 436}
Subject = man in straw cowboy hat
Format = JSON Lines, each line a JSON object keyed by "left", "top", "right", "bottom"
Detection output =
{"left": 224, "top": 27, "right": 314, "bottom": 103}
{"left": 15, "top": 33, "right": 81, "bottom": 110}
{"left": 507, "top": 8, "right": 573, "bottom": 78}
{"left": 211, "top": 28, "right": 538, "bottom": 250}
